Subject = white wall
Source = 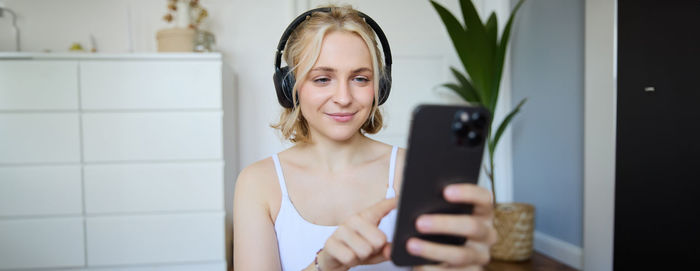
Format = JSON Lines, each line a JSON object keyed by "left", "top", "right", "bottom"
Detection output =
{"left": 510, "top": 0, "right": 584, "bottom": 269}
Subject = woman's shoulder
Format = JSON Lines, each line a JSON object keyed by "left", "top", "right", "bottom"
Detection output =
{"left": 396, "top": 146, "right": 406, "bottom": 160}
{"left": 235, "top": 156, "right": 282, "bottom": 208}
{"left": 380, "top": 141, "right": 406, "bottom": 162}
{"left": 369, "top": 140, "right": 407, "bottom": 190}
{"left": 239, "top": 156, "right": 272, "bottom": 176}
{"left": 367, "top": 140, "right": 405, "bottom": 162}
{"left": 366, "top": 139, "right": 403, "bottom": 155}
{"left": 394, "top": 146, "right": 406, "bottom": 188}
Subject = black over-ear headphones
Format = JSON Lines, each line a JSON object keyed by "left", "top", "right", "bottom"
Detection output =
{"left": 273, "top": 7, "right": 393, "bottom": 108}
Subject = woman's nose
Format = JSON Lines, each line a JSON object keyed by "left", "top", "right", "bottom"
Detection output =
{"left": 332, "top": 80, "right": 352, "bottom": 106}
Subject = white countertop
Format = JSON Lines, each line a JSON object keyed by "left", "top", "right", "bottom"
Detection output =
{"left": 0, "top": 52, "right": 222, "bottom": 60}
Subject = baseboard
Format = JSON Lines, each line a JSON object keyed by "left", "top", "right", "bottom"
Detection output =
{"left": 534, "top": 231, "right": 583, "bottom": 270}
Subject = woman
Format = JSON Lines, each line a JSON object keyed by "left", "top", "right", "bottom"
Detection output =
{"left": 233, "top": 5, "right": 497, "bottom": 271}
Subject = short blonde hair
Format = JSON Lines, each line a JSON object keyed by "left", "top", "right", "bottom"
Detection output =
{"left": 271, "top": 5, "right": 386, "bottom": 143}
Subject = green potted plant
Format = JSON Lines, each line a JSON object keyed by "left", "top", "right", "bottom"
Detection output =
{"left": 430, "top": 0, "right": 534, "bottom": 261}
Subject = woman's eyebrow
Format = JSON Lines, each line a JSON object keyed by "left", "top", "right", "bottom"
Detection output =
{"left": 311, "top": 66, "right": 335, "bottom": 72}
{"left": 310, "top": 67, "right": 372, "bottom": 73}
{"left": 352, "top": 67, "right": 372, "bottom": 73}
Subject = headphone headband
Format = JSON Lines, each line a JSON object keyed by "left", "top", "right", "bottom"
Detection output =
{"left": 274, "top": 7, "right": 393, "bottom": 70}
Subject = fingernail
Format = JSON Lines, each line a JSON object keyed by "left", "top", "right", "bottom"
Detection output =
{"left": 445, "top": 186, "right": 459, "bottom": 199}
{"left": 416, "top": 217, "right": 431, "bottom": 231}
{"left": 407, "top": 239, "right": 422, "bottom": 254}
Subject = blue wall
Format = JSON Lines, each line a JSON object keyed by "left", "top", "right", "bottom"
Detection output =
{"left": 510, "top": 0, "right": 584, "bottom": 247}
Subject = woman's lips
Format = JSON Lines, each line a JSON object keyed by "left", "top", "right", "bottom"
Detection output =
{"left": 326, "top": 112, "right": 355, "bottom": 122}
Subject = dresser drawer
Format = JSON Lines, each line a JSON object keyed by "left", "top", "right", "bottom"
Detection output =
{"left": 84, "top": 162, "right": 223, "bottom": 214}
{"left": 0, "top": 217, "right": 85, "bottom": 270}
{"left": 80, "top": 60, "right": 221, "bottom": 110}
{"left": 0, "top": 165, "right": 82, "bottom": 216}
{"left": 0, "top": 113, "right": 81, "bottom": 164}
{"left": 86, "top": 213, "right": 225, "bottom": 266}
{"left": 63, "top": 261, "right": 226, "bottom": 271}
{"left": 82, "top": 112, "right": 222, "bottom": 162}
{"left": 0, "top": 60, "right": 79, "bottom": 110}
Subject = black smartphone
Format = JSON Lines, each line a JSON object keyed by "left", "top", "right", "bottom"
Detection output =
{"left": 390, "top": 104, "right": 490, "bottom": 266}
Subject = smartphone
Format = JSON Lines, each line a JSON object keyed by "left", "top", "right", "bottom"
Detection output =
{"left": 390, "top": 104, "right": 490, "bottom": 266}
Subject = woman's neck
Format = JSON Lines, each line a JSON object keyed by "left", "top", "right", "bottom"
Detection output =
{"left": 297, "top": 132, "right": 375, "bottom": 173}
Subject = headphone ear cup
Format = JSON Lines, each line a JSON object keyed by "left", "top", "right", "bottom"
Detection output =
{"left": 274, "top": 66, "right": 296, "bottom": 108}
{"left": 281, "top": 67, "right": 297, "bottom": 107}
{"left": 378, "top": 69, "right": 392, "bottom": 105}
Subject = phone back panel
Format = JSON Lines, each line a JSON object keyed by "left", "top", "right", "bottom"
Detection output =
{"left": 391, "top": 104, "right": 489, "bottom": 266}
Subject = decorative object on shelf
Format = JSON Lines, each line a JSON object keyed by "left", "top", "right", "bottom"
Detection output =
{"left": 66, "top": 35, "right": 96, "bottom": 53}
{"left": 89, "top": 34, "right": 97, "bottom": 52}
{"left": 163, "top": 0, "right": 208, "bottom": 29}
{"left": 157, "top": 0, "right": 212, "bottom": 52}
{"left": 430, "top": 0, "right": 532, "bottom": 261}
{"left": 193, "top": 30, "right": 215, "bottom": 52}
{"left": 157, "top": 28, "right": 196, "bottom": 52}
{"left": 0, "top": 6, "right": 21, "bottom": 51}
{"left": 69, "top": 42, "right": 86, "bottom": 52}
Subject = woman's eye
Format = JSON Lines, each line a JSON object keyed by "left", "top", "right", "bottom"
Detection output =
{"left": 353, "top": 77, "right": 370, "bottom": 83}
{"left": 314, "top": 77, "right": 330, "bottom": 84}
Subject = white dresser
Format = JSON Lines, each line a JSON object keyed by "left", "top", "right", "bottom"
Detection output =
{"left": 0, "top": 53, "right": 226, "bottom": 271}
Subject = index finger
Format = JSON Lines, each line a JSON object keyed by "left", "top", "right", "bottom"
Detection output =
{"left": 359, "top": 197, "right": 397, "bottom": 223}
{"left": 443, "top": 184, "right": 492, "bottom": 208}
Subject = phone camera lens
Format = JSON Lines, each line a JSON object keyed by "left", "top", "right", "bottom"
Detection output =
{"left": 452, "top": 122, "right": 467, "bottom": 137}
{"left": 452, "top": 109, "right": 485, "bottom": 147}
{"left": 454, "top": 110, "right": 470, "bottom": 123}
{"left": 471, "top": 112, "right": 486, "bottom": 128}
{"left": 467, "top": 130, "right": 483, "bottom": 146}
{"left": 459, "top": 111, "right": 469, "bottom": 122}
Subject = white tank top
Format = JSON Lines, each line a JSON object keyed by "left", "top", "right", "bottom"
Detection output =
{"left": 272, "top": 146, "right": 410, "bottom": 271}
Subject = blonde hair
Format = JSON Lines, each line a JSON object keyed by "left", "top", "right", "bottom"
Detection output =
{"left": 271, "top": 5, "right": 386, "bottom": 143}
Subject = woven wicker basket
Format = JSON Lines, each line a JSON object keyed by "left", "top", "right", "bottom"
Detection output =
{"left": 490, "top": 202, "right": 535, "bottom": 261}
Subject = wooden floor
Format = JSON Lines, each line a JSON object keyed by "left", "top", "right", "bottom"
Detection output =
{"left": 486, "top": 252, "right": 578, "bottom": 271}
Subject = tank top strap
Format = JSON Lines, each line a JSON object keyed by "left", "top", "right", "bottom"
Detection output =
{"left": 386, "top": 145, "right": 399, "bottom": 198}
{"left": 271, "top": 154, "right": 289, "bottom": 197}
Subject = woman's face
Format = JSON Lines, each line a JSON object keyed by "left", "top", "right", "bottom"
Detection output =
{"left": 298, "top": 31, "right": 376, "bottom": 143}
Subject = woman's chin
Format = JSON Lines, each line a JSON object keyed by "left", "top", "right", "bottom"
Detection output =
{"left": 315, "top": 127, "right": 364, "bottom": 143}
{"left": 307, "top": 115, "right": 370, "bottom": 143}
{"left": 327, "top": 131, "right": 362, "bottom": 142}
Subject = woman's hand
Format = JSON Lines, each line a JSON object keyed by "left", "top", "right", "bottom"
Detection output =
{"left": 408, "top": 184, "right": 497, "bottom": 271}
{"left": 315, "top": 198, "right": 397, "bottom": 271}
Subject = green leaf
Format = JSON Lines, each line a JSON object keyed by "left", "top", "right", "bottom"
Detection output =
{"left": 488, "top": 98, "right": 527, "bottom": 155}
{"left": 449, "top": 66, "right": 482, "bottom": 103}
{"left": 430, "top": 1, "right": 475, "bottom": 89}
{"left": 484, "top": 13, "right": 499, "bottom": 111}
{"left": 443, "top": 83, "right": 477, "bottom": 103}
{"left": 459, "top": 0, "right": 484, "bottom": 32}
{"left": 485, "top": 13, "right": 498, "bottom": 50}
{"left": 491, "top": 0, "right": 525, "bottom": 110}
{"left": 458, "top": 0, "right": 494, "bottom": 103}
{"left": 430, "top": 0, "right": 466, "bottom": 47}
